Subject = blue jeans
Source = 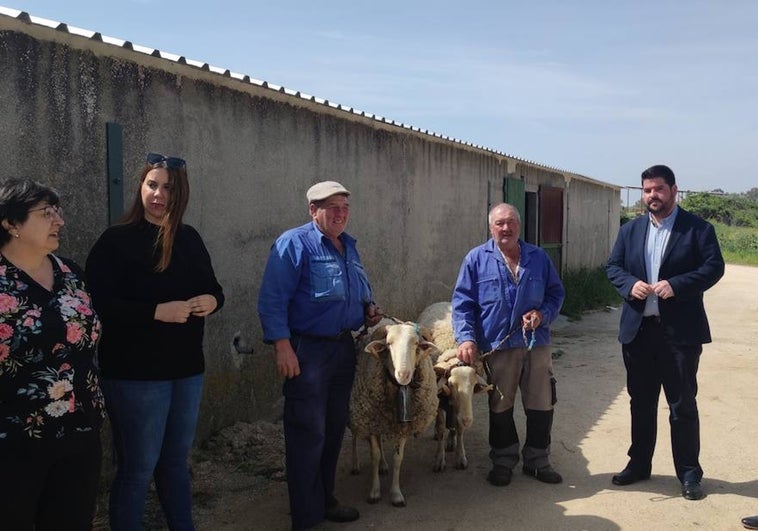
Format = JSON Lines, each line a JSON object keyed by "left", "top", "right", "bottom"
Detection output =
{"left": 102, "top": 375, "right": 203, "bottom": 531}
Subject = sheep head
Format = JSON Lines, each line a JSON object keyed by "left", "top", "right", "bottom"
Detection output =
{"left": 365, "top": 322, "right": 438, "bottom": 386}
{"left": 437, "top": 365, "right": 493, "bottom": 429}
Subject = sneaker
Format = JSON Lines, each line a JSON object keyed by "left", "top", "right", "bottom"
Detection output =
{"left": 487, "top": 465, "right": 512, "bottom": 486}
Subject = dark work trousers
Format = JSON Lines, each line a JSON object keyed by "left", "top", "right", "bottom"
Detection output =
{"left": 283, "top": 334, "right": 357, "bottom": 530}
{"left": 0, "top": 430, "right": 102, "bottom": 531}
{"left": 622, "top": 317, "right": 703, "bottom": 483}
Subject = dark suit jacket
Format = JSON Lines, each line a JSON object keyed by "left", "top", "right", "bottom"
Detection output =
{"left": 607, "top": 207, "right": 724, "bottom": 345}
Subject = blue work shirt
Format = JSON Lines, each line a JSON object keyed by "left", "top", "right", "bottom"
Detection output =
{"left": 258, "top": 221, "right": 373, "bottom": 341}
{"left": 452, "top": 239, "right": 565, "bottom": 352}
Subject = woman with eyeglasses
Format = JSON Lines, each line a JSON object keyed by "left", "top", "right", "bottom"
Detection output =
{"left": 0, "top": 178, "right": 104, "bottom": 530}
{"left": 86, "top": 153, "right": 224, "bottom": 531}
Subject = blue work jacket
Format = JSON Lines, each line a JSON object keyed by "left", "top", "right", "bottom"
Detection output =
{"left": 258, "top": 222, "right": 373, "bottom": 341}
{"left": 452, "top": 239, "right": 565, "bottom": 352}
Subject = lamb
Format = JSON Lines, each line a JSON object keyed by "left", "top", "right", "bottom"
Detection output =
{"left": 349, "top": 322, "right": 439, "bottom": 507}
{"left": 433, "top": 349, "right": 491, "bottom": 471}
{"left": 417, "top": 302, "right": 492, "bottom": 472}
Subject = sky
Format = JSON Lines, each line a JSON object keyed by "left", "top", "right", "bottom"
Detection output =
{"left": 3, "top": 0, "right": 758, "bottom": 195}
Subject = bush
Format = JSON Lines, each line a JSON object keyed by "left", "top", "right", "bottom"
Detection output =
{"left": 713, "top": 223, "right": 758, "bottom": 266}
{"left": 561, "top": 267, "right": 621, "bottom": 320}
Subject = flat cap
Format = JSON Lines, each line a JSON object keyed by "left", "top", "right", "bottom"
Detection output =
{"left": 306, "top": 181, "right": 351, "bottom": 202}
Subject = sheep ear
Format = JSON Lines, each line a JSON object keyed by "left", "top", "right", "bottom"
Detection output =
{"left": 433, "top": 364, "right": 446, "bottom": 377}
{"left": 365, "top": 340, "right": 387, "bottom": 358}
{"left": 369, "top": 325, "right": 389, "bottom": 341}
{"left": 417, "top": 340, "right": 438, "bottom": 361}
{"left": 419, "top": 325, "right": 433, "bottom": 342}
{"left": 436, "top": 377, "right": 451, "bottom": 396}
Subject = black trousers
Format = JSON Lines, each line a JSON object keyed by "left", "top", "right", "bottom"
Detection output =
{"left": 283, "top": 334, "right": 356, "bottom": 530}
{"left": 622, "top": 317, "right": 703, "bottom": 483}
{"left": 0, "top": 431, "right": 102, "bottom": 531}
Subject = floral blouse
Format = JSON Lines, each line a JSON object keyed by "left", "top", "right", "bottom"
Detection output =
{"left": 0, "top": 253, "right": 104, "bottom": 448}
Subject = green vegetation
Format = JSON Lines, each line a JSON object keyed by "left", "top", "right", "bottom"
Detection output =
{"left": 680, "top": 192, "right": 758, "bottom": 227}
{"left": 712, "top": 222, "right": 758, "bottom": 266}
{"left": 561, "top": 266, "right": 621, "bottom": 320}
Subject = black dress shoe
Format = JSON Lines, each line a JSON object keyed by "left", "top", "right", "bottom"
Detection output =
{"left": 682, "top": 481, "right": 704, "bottom": 500}
{"left": 325, "top": 502, "right": 359, "bottom": 523}
{"left": 487, "top": 465, "right": 512, "bottom": 486}
{"left": 523, "top": 464, "right": 563, "bottom": 484}
{"left": 611, "top": 467, "right": 651, "bottom": 486}
{"left": 742, "top": 515, "right": 758, "bottom": 529}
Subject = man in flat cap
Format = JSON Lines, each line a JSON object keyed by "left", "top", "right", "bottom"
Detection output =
{"left": 258, "top": 181, "right": 381, "bottom": 530}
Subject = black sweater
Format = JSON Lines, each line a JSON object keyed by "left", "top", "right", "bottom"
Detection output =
{"left": 85, "top": 220, "right": 224, "bottom": 380}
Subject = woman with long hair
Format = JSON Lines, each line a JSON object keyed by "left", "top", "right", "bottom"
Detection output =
{"left": 86, "top": 153, "right": 224, "bottom": 530}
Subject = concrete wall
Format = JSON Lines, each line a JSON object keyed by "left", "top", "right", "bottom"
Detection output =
{"left": 0, "top": 14, "right": 620, "bottom": 439}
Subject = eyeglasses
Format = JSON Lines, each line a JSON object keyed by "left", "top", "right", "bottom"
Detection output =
{"left": 146, "top": 152, "right": 186, "bottom": 169}
{"left": 28, "top": 204, "right": 64, "bottom": 220}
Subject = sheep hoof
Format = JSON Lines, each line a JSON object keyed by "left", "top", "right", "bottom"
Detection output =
{"left": 433, "top": 461, "right": 446, "bottom": 472}
{"left": 367, "top": 496, "right": 381, "bottom": 505}
{"left": 456, "top": 461, "right": 468, "bottom": 470}
{"left": 391, "top": 499, "right": 407, "bottom": 508}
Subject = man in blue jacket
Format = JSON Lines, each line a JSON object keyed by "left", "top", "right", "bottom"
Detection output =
{"left": 453, "top": 202, "right": 565, "bottom": 487}
{"left": 607, "top": 164, "right": 724, "bottom": 501}
{"left": 258, "top": 181, "right": 382, "bottom": 530}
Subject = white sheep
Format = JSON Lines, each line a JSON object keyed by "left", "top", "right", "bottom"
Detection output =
{"left": 416, "top": 301, "right": 455, "bottom": 351}
{"left": 433, "top": 349, "right": 492, "bottom": 471}
{"left": 417, "top": 302, "right": 492, "bottom": 472}
{"left": 349, "top": 322, "right": 439, "bottom": 507}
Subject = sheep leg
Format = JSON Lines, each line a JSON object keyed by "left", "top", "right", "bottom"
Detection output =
{"left": 390, "top": 436, "right": 407, "bottom": 507}
{"left": 367, "top": 434, "right": 382, "bottom": 504}
{"left": 433, "top": 409, "right": 447, "bottom": 472}
{"left": 351, "top": 432, "right": 360, "bottom": 475}
{"left": 455, "top": 427, "right": 468, "bottom": 470}
{"left": 445, "top": 428, "right": 456, "bottom": 452}
{"left": 378, "top": 436, "right": 389, "bottom": 475}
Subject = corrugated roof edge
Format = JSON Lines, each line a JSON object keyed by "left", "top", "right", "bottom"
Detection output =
{"left": 0, "top": 6, "right": 619, "bottom": 188}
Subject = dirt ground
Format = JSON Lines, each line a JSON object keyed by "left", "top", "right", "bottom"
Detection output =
{"left": 144, "top": 264, "right": 758, "bottom": 530}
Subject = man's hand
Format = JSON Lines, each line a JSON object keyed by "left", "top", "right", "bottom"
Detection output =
{"left": 522, "top": 310, "right": 543, "bottom": 330}
{"left": 364, "top": 303, "right": 384, "bottom": 327}
{"left": 652, "top": 279, "right": 675, "bottom": 300}
{"left": 457, "top": 340, "right": 478, "bottom": 365}
{"left": 274, "top": 339, "right": 300, "bottom": 379}
{"left": 630, "top": 280, "right": 655, "bottom": 300}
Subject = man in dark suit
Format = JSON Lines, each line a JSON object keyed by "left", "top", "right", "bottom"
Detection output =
{"left": 607, "top": 164, "right": 724, "bottom": 501}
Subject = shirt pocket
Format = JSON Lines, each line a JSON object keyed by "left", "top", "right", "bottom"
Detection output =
{"left": 310, "top": 258, "right": 346, "bottom": 302}
{"left": 476, "top": 276, "right": 501, "bottom": 305}
{"left": 523, "top": 276, "right": 544, "bottom": 307}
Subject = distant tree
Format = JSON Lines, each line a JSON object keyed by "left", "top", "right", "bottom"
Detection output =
{"left": 681, "top": 193, "right": 733, "bottom": 224}
{"left": 743, "top": 187, "right": 758, "bottom": 201}
{"left": 681, "top": 193, "right": 758, "bottom": 228}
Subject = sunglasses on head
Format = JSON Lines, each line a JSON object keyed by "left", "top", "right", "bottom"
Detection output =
{"left": 146, "top": 152, "right": 186, "bottom": 169}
